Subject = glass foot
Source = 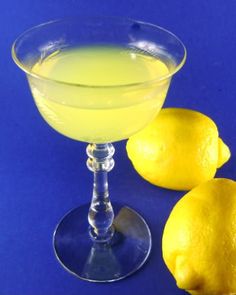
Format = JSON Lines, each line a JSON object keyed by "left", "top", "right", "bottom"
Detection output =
{"left": 53, "top": 203, "right": 152, "bottom": 282}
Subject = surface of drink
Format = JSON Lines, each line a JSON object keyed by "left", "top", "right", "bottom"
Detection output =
{"left": 29, "top": 45, "right": 172, "bottom": 143}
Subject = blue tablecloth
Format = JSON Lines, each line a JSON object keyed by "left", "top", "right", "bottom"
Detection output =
{"left": 1, "top": 0, "right": 236, "bottom": 294}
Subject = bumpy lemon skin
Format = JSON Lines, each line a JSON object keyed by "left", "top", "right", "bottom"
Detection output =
{"left": 126, "top": 108, "right": 230, "bottom": 191}
{"left": 162, "top": 178, "right": 236, "bottom": 295}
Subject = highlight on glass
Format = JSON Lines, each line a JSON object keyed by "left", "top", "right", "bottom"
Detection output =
{"left": 12, "top": 16, "right": 186, "bottom": 282}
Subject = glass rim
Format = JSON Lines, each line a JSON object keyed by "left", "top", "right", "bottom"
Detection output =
{"left": 11, "top": 16, "right": 187, "bottom": 89}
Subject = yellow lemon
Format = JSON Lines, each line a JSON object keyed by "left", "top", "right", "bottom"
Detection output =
{"left": 126, "top": 108, "right": 230, "bottom": 190}
{"left": 162, "top": 178, "right": 236, "bottom": 295}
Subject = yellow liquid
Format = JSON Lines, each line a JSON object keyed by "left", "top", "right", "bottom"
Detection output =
{"left": 29, "top": 46, "right": 171, "bottom": 143}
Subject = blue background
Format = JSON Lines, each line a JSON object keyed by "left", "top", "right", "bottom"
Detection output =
{"left": 1, "top": 0, "right": 236, "bottom": 294}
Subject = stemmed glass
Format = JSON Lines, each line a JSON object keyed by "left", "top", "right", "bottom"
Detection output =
{"left": 12, "top": 16, "right": 186, "bottom": 282}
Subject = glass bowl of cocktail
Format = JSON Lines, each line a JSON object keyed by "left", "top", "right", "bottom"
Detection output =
{"left": 12, "top": 17, "right": 186, "bottom": 282}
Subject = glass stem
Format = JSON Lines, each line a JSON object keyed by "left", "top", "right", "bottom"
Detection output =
{"left": 87, "top": 143, "right": 115, "bottom": 243}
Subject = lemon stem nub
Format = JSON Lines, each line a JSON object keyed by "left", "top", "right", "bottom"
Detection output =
{"left": 217, "top": 138, "right": 231, "bottom": 168}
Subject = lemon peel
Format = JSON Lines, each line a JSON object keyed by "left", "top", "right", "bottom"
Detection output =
{"left": 126, "top": 108, "right": 230, "bottom": 190}
{"left": 162, "top": 178, "right": 236, "bottom": 295}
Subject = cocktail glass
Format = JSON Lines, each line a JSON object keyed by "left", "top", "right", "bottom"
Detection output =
{"left": 12, "top": 16, "right": 186, "bottom": 282}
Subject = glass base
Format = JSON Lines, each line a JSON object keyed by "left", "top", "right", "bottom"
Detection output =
{"left": 53, "top": 203, "right": 152, "bottom": 282}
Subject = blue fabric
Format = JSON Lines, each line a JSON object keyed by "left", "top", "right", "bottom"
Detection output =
{"left": 1, "top": 0, "right": 236, "bottom": 294}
